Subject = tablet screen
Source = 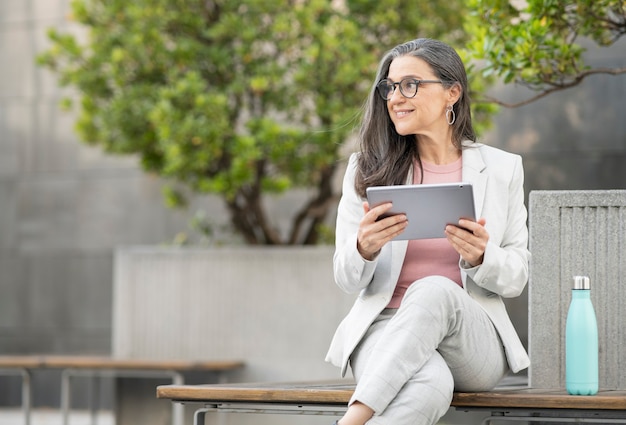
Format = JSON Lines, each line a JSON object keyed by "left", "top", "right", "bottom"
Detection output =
{"left": 366, "top": 183, "right": 475, "bottom": 240}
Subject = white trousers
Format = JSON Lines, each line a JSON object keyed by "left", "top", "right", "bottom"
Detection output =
{"left": 349, "top": 276, "right": 508, "bottom": 425}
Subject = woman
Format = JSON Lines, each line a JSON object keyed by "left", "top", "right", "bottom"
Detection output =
{"left": 325, "top": 38, "right": 530, "bottom": 425}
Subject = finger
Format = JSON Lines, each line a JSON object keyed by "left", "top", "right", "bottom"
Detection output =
{"left": 367, "top": 202, "right": 395, "bottom": 221}
{"left": 359, "top": 214, "right": 407, "bottom": 257}
{"left": 448, "top": 236, "right": 481, "bottom": 265}
{"left": 454, "top": 221, "right": 486, "bottom": 246}
{"left": 361, "top": 216, "right": 407, "bottom": 255}
{"left": 459, "top": 217, "right": 487, "bottom": 233}
{"left": 378, "top": 215, "right": 408, "bottom": 236}
{"left": 445, "top": 225, "right": 486, "bottom": 262}
{"left": 373, "top": 220, "right": 408, "bottom": 247}
{"left": 364, "top": 214, "right": 408, "bottom": 244}
{"left": 457, "top": 218, "right": 477, "bottom": 232}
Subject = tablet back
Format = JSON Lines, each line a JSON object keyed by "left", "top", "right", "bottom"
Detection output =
{"left": 366, "top": 183, "right": 475, "bottom": 240}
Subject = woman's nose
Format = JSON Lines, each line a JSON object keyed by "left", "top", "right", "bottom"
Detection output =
{"left": 388, "top": 86, "right": 405, "bottom": 103}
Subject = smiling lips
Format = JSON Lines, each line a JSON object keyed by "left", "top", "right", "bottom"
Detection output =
{"left": 394, "top": 109, "right": 414, "bottom": 118}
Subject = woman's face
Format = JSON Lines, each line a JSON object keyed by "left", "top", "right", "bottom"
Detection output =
{"left": 385, "top": 55, "right": 453, "bottom": 138}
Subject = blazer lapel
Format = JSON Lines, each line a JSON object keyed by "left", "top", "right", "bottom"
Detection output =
{"left": 462, "top": 144, "right": 488, "bottom": 218}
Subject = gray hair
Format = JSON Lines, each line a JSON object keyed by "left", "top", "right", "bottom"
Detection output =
{"left": 355, "top": 38, "right": 476, "bottom": 197}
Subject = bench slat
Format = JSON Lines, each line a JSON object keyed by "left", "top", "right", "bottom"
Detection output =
{"left": 158, "top": 381, "right": 354, "bottom": 405}
{"left": 157, "top": 381, "right": 626, "bottom": 411}
{"left": 0, "top": 355, "right": 244, "bottom": 371}
{"left": 452, "top": 388, "right": 626, "bottom": 410}
{"left": 0, "top": 356, "right": 44, "bottom": 368}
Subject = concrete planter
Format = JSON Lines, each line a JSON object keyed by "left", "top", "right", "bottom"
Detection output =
{"left": 112, "top": 246, "right": 354, "bottom": 382}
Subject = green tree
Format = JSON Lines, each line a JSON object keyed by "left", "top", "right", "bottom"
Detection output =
{"left": 464, "top": 0, "right": 626, "bottom": 107}
{"left": 38, "top": 0, "right": 474, "bottom": 245}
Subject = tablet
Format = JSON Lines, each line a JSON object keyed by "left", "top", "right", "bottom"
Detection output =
{"left": 366, "top": 182, "right": 475, "bottom": 240}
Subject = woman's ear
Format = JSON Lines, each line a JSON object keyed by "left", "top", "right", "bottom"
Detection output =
{"left": 447, "top": 82, "right": 462, "bottom": 105}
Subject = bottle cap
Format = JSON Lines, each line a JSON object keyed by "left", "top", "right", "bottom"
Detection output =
{"left": 573, "top": 275, "right": 590, "bottom": 290}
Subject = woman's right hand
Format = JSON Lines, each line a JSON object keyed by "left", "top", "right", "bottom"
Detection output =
{"left": 357, "top": 202, "right": 408, "bottom": 260}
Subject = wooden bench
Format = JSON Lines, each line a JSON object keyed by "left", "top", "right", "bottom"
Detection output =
{"left": 156, "top": 380, "right": 626, "bottom": 425}
{"left": 0, "top": 355, "right": 244, "bottom": 425}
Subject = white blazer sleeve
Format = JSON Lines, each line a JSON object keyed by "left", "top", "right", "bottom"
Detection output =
{"left": 333, "top": 153, "right": 378, "bottom": 294}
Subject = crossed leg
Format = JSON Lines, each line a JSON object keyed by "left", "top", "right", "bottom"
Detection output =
{"left": 341, "top": 276, "right": 508, "bottom": 425}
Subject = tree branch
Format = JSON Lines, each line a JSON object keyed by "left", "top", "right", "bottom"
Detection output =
{"left": 288, "top": 163, "right": 337, "bottom": 245}
{"left": 476, "top": 66, "right": 626, "bottom": 108}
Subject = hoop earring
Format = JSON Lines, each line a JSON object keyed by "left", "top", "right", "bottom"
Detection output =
{"left": 446, "top": 105, "right": 456, "bottom": 125}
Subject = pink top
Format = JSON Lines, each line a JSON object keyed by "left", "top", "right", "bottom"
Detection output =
{"left": 387, "top": 157, "right": 463, "bottom": 308}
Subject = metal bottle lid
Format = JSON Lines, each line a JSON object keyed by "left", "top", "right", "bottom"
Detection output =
{"left": 573, "top": 275, "right": 590, "bottom": 290}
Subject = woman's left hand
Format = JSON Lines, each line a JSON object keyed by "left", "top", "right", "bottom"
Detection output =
{"left": 445, "top": 218, "right": 488, "bottom": 267}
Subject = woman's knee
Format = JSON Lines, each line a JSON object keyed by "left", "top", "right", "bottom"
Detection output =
{"left": 421, "top": 352, "right": 455, "bottom": 402}
{"left": 393, "top": 353, "right": 454, "bottom": 424}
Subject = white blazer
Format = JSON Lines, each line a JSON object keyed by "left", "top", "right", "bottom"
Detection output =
{"left": 326, "top": 143, "right": 531, "bottom": 377}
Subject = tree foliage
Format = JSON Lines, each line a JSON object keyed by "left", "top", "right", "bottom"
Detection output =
{"left": 38, "top": 0, "right": 475, "bottom": 245}
{"left": 464, "top": 0, "right": 626, "bottom": 107}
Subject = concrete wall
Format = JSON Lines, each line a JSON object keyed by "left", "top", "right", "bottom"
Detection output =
{"left": 0, "top": 0, "right": 229, "bottom": 407}
{"left": 0, "top": 0, "right": 625, "bottom": 413}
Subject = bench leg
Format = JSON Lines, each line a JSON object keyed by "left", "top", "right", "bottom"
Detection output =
{"left": 0, "top": 368, "right": 32, "bottom": 425}
{"left": 22, "top": 369, "right": 32, "bottom": 425}
{"left": 172, "top": 372, "right": 184, "bottom": 425}
{"left": 89, "top": 375, "right": 101, "bottom": 425}
{"left": 193, "top": 408, "right": 210, "bottom": 425}
{"left": 61, "top": 369, "right": 71, "bottom": 425}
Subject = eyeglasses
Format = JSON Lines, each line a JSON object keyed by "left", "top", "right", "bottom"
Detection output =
{"left": 376, "top": 78, "right": 443, "bottom": 101}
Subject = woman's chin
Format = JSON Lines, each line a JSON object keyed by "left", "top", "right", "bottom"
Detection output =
{"left": 394, "top": 127, "right": 415, "bottom": 137}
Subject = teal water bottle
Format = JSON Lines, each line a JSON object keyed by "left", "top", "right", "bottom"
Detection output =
{"left": 565, "top": 275, "right": 599, "bottom": 395}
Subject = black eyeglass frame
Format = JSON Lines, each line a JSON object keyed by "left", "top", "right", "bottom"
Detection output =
{"left": 376, "top": 78, "right": 443, "bottom": 101}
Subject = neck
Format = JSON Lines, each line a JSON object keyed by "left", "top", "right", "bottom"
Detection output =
{"left": 416, "top": 137, "right": 460, "bottom": 165}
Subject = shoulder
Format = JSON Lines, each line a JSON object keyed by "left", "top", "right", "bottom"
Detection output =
{"left": 464, "top": 142, "right": 523, "bottom": 170}
{"left": 342, "top": 152, "right": 360, "bottom": 179}
{"left": 469, "top": 142, "right": 521, "bottom": 161}
{"left": 347, "top": 151, "right": 360, "bottom": 166}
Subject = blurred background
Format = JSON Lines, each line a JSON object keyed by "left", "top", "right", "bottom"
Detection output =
{"left": 1, "top": 1, "right": 625, "bottom": 424}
